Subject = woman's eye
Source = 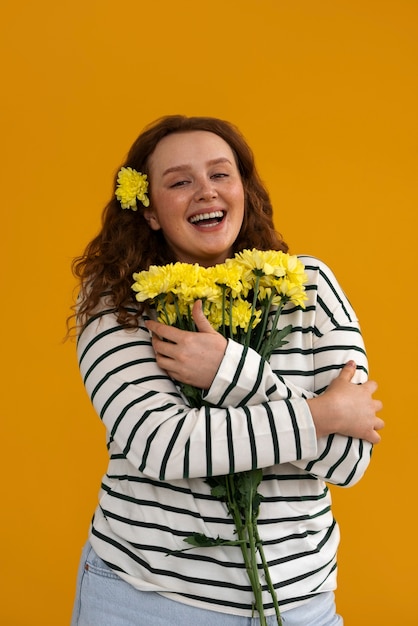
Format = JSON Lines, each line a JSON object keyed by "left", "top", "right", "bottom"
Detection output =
{"left": 211, "top": 172, "right": 228, "bottom": 179}
{"left": 170, "top": 180, "right": 189, "bottom": 188}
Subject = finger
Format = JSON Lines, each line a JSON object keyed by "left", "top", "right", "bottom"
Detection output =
{"left": 192, "top": 300, "right": 216, "bottom": 334}
{"left": 145, "top": 319, "right": 181, "bottom": 343}
{"left": 337, "top": 360, "right": 357, "bottom": 382}
{"left": 152, "top": 334, "right": 176, "bottom": 359}
{"left": 370, "top": 430, "right": 382, "bottom": 444}
{"left": 374, "top": 417, "right": 385, "bottom": 431}
{"left": 362, "top": 380, "right": 378, "bottom": 395}
{"left": 144, "top": 319, "right": 163, "bottom": 338}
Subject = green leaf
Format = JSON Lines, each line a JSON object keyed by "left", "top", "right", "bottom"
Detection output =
{"left": 183, "top": 533, "right": 240, "bottom": 548}
{"left": 211, "top": 484, "right": 228, "bottom": 499}
{"left": 179, "top": 382, "right": 202, "bottom": 408}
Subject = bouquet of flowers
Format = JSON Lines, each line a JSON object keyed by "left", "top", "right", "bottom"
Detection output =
{"left": 131, "top": 248, "right": 308, "bottom": 625}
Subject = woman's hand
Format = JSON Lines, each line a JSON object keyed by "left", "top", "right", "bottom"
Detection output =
{"left": 145, "top": 300, "right": 227, "bottom": 390}
{"left": 307, "top": 361, "right": 384, "bottom": 443}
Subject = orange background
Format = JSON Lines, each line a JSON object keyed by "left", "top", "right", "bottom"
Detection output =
{"left": 1, "top": 1, "right": 417, "bottom": 624}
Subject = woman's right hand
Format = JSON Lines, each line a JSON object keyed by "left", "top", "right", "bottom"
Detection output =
{"left": 145, "top": 300, "right": 228, "bottom": 390}
{"left": 307, "top": 361, "right": 384, "bottom": 444}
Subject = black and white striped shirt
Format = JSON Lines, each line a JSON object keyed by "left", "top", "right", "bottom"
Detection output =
{"left": 77, "top": 256, "right": 372, "bottom": 616}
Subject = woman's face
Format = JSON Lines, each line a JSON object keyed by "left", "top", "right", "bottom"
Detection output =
{"left": 145, "top": 131, "right": 245, "bottom": 267}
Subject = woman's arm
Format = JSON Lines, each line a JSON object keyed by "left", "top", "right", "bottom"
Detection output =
{"left": 146, "top": 297, "right": 383, "bottom": 445}
{"left": 78, "top": 309, "right": 318, "bottom": 482}
{"left": 307, "top": 360, "right": 382, "bottom": 442}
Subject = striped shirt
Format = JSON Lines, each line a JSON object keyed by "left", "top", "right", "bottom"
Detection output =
{"left": 77, "top": 256, "right": 372, "bottom": 617}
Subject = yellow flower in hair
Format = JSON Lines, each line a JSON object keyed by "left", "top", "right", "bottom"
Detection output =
{"left": 115, "top": 166, "right": 149, "bottom": 210}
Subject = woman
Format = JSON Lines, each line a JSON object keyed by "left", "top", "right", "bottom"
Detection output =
{"left": 70, "top": 115, "right": 383, "bottom": 625}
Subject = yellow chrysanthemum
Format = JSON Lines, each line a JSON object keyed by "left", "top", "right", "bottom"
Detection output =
{"left": 227, "top": 298, "right": 262, "bottom": 334}
{"left": 171, "top": 265, "right": 222, "bottom": 305}
{"left": 132, "top": 263, "right": 202, "bottom": 302}
{"left": 205, "top": 302, "right": 224, "bottom": 331}
{"left": 206, "top": 263, "right": 244, "bottom": 298}
{"left": 132, "top": 264, "right": 177, "bottom": 301}
{"left": 258, "top": 285, "right": 284, "bottom": 306}
{"left": 115, "top": 166, "right": 149, "bottom": 210}
{"left": 279, "top": 254, "right": 308, "bottom": 287}
{"left": 277, "top": 279, "right": 308, "bottom": 308}
{"left": 156, "top": 301, "right": 178, "bottom": 325}
{"left": 188, "top": 282, "right": 223, "bottom": 305}
{"left": 231, "top": 249, "right": 308, "bottom": 308}
{"left": 233, "top": 249, "right": 287, "bottom": 280}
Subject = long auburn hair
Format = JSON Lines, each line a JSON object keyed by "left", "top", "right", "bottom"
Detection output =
{"left": 70, "top": 115, "right": 288, "bottom": 333}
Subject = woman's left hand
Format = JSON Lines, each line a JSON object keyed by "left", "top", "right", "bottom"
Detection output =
{"left": 145, "top": 300, "right": 227, "bottom": 390}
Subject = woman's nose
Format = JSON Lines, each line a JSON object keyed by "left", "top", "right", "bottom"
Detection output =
{"left": 194, "top": 179, "right": 217, "bottom": 201}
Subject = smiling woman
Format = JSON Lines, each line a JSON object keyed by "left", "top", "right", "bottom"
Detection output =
{"left": 69, "top": 114, "right": 383, "bottom": 626}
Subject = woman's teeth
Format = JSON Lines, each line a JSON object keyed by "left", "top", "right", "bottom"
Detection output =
{"left": 189, "top": 211, "right": 224, "bottom": 224}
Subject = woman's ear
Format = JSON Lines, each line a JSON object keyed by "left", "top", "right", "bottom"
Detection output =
{"left": 144, "top": 209, "right": 161, "bottom": 231}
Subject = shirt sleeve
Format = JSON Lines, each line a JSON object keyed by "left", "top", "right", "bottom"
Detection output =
{"left": 290, "top": 318, "right": 374, "bottom": 487}
{"left": 77, "top": 308, "right": 318, "bottom": 482}
{"left": 293, "top": 256, "right": 374, "bottom": 486}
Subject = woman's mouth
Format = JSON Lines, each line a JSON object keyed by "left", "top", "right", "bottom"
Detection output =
{"left": 189, "top": 211, "right": 225, "bottom": 227}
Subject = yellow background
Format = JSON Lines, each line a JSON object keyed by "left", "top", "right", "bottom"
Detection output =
{"left": 1, "top": 1, "right": 417, "bottom": 624}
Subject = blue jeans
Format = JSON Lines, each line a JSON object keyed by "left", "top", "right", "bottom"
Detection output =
{"left": 71, "top": 542, "right": 343, "bottom": 625}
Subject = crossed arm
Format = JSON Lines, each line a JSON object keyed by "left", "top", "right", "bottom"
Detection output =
{"left": 146, "top": 300, "right": 384, "bottom": 446}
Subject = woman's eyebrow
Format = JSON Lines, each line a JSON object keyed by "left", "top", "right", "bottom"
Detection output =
{"left": 162, "top": 157, "right": 232, "bottom": 177}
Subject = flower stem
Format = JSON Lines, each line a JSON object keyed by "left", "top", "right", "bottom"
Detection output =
{"left": 245, "top": 273, "right": 262, "bottom": 348}
{"left": 255, "top": 526, "right": 283, "bottom": 625}
{"left": 226, "top": 475, "right": 268, "bottom": 626}
{"left": 254, "top": 293, "right": 276, "bottom": 354}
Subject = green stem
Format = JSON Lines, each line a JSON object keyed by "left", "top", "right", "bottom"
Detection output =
{"left": 221, "top": 285, "right": 227, "bottom": 337}
{"left": 228, "top": 293, "right": 234, "bottom": 339}
{"left": 254, "top": 293, "right": 276, "bottom": 354}
{"left": 258, "top": 302, "right": 283, "bottom": 359}
{"left": 226, "top": 475, "right": 267, "bottom": 625}
{"left": 158, "top": 294, "right": 171, "bottom": 326}
{"left": 246, "top": 502, "right": 267, "bottom": 624}
{"left": 245, "top": 273, "right": 262, "bottom": 348}
{"left": 225, "top": 477, "right": 252, "bottom": 574}
{"left": 173, "top": 296, "right": 185, "bottom": 330}
{"left": 255, "top": 526, "right": 283, "bottom": 626}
